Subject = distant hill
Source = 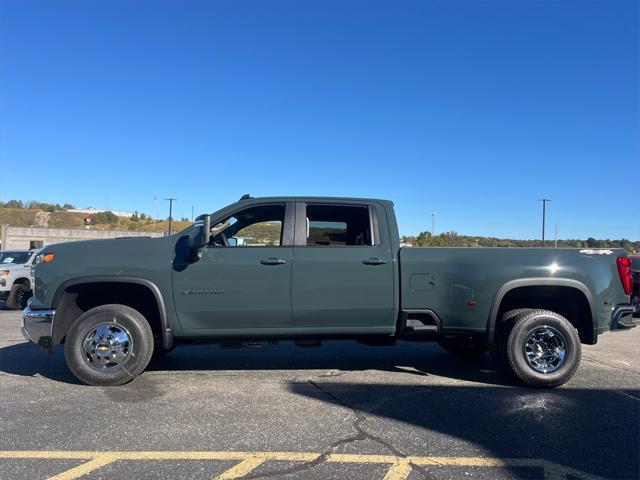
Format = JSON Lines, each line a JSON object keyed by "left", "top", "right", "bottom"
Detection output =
{"left": 0, "top": 206, "right": 191, "bottom": 233}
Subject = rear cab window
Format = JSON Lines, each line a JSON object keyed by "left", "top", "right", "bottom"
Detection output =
{"left": 304, "top": 204, "right": 377, "bottom": 247}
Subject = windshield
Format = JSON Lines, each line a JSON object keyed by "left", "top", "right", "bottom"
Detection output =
{"left": 0, "top": 251, "right": 32, "bottom": 265}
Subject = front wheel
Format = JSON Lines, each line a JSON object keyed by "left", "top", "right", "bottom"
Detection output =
{"left": 504, "top": 309, "right": 581, "bottom": 388}
{"left": 7, "top": 284, "right": 32, "bottom": 310}
{"left": 64, "top": 304, "right": 154, "bottom": 386}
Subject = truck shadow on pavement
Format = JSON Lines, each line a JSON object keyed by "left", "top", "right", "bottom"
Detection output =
{"left": 0, "top": 340, "right": 518, "bottom": 387}
{"left": 287, "top": 381, "right": 640, "bottom": 480}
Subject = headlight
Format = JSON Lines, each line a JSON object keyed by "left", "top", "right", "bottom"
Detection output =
{"left": 0, "top": 270, "right": 9, "bottom": 278}
{"left": 35, "top": 253, "right": 56, "bottom": 264}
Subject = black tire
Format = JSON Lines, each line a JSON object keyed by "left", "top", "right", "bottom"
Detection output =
{"left": 6, "top": 284, "right": 31, "bottom": 310}
{"left": 490, "top": 308, "right": 532, "bottom": 372}
{"left": 64, "top": 304, "right": 154, "bottom": 386}
{"left": 503, "top": 309, "right": 581, "bottom": 388}
{"left": 438, "top": 340, "right": 488, "bottom": 358}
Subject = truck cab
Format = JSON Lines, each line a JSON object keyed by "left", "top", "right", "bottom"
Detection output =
{"left": 173, "top": 198, "right": 397, "bottom": 336}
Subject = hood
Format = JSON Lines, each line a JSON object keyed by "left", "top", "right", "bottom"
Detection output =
{"left": 37, "top": 235, "right": 178, "bottom": 280}
{"left": 0, "top": 262, "right": 29, "bottom": 271}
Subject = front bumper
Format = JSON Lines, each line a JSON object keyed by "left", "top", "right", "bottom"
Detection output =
{"left": 22, "top": 306, "right": 55, "bottom": 351}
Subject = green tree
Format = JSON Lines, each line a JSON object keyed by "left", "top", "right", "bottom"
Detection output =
{"left": 92, "top": 211, "right": 119, "bottom": 224}
{"left": 414, "top": 231, "right": 432, "bottom": 246}
{"left": 1, "top": 200, "right": 24, "bottom": 208}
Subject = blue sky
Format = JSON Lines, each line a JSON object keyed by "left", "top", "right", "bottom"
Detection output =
{"left": 1, "top": 0, "right": 638, "bottom": 239}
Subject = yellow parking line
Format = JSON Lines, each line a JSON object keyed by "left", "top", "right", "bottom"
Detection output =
{"left": 327, "top": 453, "right": 399, "bottom": 464}
{"left": 0, "top": 451, "right": 97, "bottom": 459}
{"left": 411, "top": 456, "right": 528, "bottom": 467}
{"left": 215, "top": 457, "right": 265, "bottom": 479}
{"left": 382, "top": 459, "right": 412, "bottom": 480}
{"left": 0, "top": 450, "right": 604, "bottom": 480}
{"left": 246, "top": 451, "right": 319, "bottom": 462}
{"left": 46, "top": 454, "right": 118, "bottom": 480}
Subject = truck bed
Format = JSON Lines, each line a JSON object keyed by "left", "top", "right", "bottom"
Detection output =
{"left": 399, "top": 247, "right": 627, "bottom": 334}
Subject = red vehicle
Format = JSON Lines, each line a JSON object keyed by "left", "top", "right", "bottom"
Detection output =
{"left": 630, "top": 255, "right": 640, "bottom": 318}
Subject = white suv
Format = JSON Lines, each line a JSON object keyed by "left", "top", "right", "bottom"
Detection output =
{"left": 0, "top": 250, "right": 36, "bottom": 310}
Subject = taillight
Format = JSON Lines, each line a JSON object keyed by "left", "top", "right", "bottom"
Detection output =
{"left": 616, "top": 257, "right": 633, "bottom": 295}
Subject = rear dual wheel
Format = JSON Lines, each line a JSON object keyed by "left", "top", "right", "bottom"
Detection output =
{"left": 494, "top": 309, "right": 581, "bottom": 388}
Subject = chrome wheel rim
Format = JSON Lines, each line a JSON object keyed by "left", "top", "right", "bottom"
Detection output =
{"left": 82, "top": 323, "right": 133, "bottom": 370}
{"left": 523, "top": 326, "right": 567, "bottom": 373}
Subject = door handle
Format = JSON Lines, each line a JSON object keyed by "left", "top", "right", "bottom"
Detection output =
{"left": 260, "top": 258, "right": 287, "bottom": 265}
{"left": 362, "top": 258, "right": 387, "bottom": 265}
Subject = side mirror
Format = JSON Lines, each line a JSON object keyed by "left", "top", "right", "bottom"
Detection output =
{"left": 188, "top": 214, "right": 211, "bottom": 261}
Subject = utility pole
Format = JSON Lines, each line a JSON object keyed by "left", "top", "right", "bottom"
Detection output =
{"left": 191, "top": 206, "right": 194, "bottom": 222}
{"left": 537, "top": 198, "right": 551, "bottom": 247}
{"left": 432, "top": 212, "right": 437, "bottom": 236}
{"left": 554, "top": 224, "right": 558, "bottom": 248}
{"left": 165, "top": 197, "right": 177, "bottom": 235}
{"left": 153, "top": 195, "right": 158, "bottom": 231}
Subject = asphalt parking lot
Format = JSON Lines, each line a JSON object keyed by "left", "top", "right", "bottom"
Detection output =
{"left": 1, "top": 308, "right": 638, "bottom": 480}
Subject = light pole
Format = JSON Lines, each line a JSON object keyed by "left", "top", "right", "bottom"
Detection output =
{"left": 554, "top": 224, "right": 558, "bottom": 248}
{"left": 537, "top": 198, "right": 551, "bottom": 247}
{"left": 432, "top": 212, "right": 437, "bottom": 236}
{"left": 165, "top": 197, "right": 177, "bottom": 234}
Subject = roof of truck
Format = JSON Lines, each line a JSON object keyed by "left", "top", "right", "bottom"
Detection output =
{"left": 236, "top": 195, "right": 394, "bottom": 206}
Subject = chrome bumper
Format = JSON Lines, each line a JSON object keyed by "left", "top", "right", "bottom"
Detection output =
{"left": 22, "top": 306, "right": 55, "bottom": 351}
{"left": 611, "top": 305, "right": 637, "bottom": 330}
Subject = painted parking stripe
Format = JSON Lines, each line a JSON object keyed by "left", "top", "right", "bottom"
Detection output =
{"left": 46, "top": 454, "right": 118, "bottom": 480}
{"left": 216, "top": 457, "right": 266, "bottom": 480}
{"left": 382, "top": 459, "right": 412, "bottom": 480}
{"left": 0, "top": 450, "right": 604, "bottom": 480}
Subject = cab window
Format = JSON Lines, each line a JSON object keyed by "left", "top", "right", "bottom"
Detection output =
{"left": 211, "top": 204, "right": 284, "bottom": 247}
{"left": 305, "top": 204, "right": 373, "bottom": 246}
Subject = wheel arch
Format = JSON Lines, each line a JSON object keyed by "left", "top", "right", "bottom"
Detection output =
{"left": 51, "top": 276, "right": 172, "bottom": 350}
{"left": 487, "top": 278, "right": 597, "bottom": 345}
{"left": 12, "top": 277, "right": 31, "bottom": 289}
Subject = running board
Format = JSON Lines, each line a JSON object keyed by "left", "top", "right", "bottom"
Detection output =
{"left": 405, "top": 319, "right": 438, "bottom": 333}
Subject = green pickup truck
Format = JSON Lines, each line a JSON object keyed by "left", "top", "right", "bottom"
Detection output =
{"left": 22, "top": 196, "right": 636, "bottom": 388}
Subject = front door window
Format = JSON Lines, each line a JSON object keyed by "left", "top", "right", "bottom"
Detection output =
{"left": 211, "top": 204, "right": 285, "bottom": 247}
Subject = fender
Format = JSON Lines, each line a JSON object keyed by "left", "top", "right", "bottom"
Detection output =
{"left": 486, "top": 277, "right": 597, "bottom": 344}
{"left": 51, "top": 275, "right": 173, "bottom": 349}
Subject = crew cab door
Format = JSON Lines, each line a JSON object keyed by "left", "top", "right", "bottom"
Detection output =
{"left": 291, "top": 202, "right": 395, "bottom": 332}
{"left": 173, "top": 202, "right": 295, "bottom": 332}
